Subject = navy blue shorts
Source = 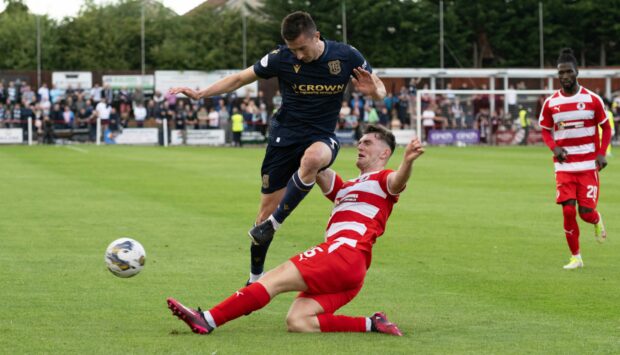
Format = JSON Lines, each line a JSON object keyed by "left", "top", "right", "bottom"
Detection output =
{"left": 260, "top": 135, "right": 340, "bottom": 194}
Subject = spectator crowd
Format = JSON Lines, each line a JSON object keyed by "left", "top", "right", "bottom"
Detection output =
{"left": 1, "top": 78, "right": 618, "bottom": 145}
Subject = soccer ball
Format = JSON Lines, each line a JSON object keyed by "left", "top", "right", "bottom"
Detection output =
{"left": 104, "top": 238, "right": 146, "bottom": 278}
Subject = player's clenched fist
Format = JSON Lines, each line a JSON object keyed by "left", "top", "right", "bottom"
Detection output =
{"left": 404, "top": 138, "right": 425, "bottom": 162}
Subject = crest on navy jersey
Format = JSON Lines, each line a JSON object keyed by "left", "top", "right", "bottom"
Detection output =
{"left": 328, "top": 60, "right": 341, "bottom": 75}
{"left": 293, "top": 64, "right": 301, "bottom": 73}
{"left": 262, "top": 174, "right": 270, "bottom": 189}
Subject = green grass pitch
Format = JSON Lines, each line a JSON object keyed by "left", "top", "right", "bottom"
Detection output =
{"left": 1, "top": 144, "right": 619, "bottom": 354}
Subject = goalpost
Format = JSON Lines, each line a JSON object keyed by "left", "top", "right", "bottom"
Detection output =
{"left": 414, "top": 89, "right": 555, "bottom": 143}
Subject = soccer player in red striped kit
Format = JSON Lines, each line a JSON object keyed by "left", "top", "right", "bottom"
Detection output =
{"left": 166, "top": 125, "right": 424, "bottom": 335}
{"left": 539, "top": 48, "right": 612, "bottom": 270}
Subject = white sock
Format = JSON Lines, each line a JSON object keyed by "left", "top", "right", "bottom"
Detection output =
{"left": 203, "top": 311, "right": 217, "bottom": 329}
{"left": 249, "top": 272, "right": 264, "bottom": 283}
{"left": 268, "top": 215, "right": 281, "bottom": 230}
{"left": 365, "top": 317, "right": 372, "bottom": 332}
{"left": 573, "top": 254, "right": 582, "bottom": 260}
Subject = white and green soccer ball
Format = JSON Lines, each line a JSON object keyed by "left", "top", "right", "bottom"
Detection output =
{"left": 105, "top": 238, "right": 146, "bottom": 278}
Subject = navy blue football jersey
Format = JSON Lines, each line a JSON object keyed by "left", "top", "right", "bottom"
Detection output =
{"left": 253, "top": 39, "right": 372, "bottom": 146}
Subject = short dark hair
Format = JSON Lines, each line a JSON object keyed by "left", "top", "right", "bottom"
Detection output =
{"left": 557, "top": 47, "right": 578, "bottom": 68}
{"left": 364, "top": 124, "right": 396, "bottom": 155}
{"left": 281, "top": 11, "right": 317, "bottom": 41}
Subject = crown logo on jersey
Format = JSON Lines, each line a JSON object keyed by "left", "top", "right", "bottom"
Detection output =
{"left": 293, "top": 64, "right": 301, "bottom": 73}
{"left": 328, "top": 60, "right": 341, "bottom": 75}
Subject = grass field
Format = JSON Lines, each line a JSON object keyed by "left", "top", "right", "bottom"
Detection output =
{"left": 1, "top": 144, "right": 619, "bottom": 354}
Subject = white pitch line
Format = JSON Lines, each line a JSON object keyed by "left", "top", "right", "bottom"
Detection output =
{"left": 64, "top": 145, "right": 89, "bottom": 154}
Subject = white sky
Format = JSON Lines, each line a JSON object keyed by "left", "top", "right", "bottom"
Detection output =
{"left": 0, "top": 0, "right": 206, "bottom": 19}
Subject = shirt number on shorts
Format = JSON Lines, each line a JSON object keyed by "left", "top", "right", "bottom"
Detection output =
{"left": 298, "top": 246, "right": 324, "bottom": 261}
{"left": 586, "top": 185, "right": 598, "bottom": 200}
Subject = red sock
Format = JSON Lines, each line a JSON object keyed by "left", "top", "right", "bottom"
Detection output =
{"left": 317, "top": 313, "right": 367, "bottom": 333}
{"left": 562, "top": 204, "right": 580, "bottom": 255}
{"left": 579, "top": 210, "right": 600, "bottom": 224}
{"left": 208, "top": 282, "right": 271, "bottom": 327}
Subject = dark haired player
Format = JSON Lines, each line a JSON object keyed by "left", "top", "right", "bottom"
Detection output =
{"left": 169, "top": 12, "right": 386, "bottom": 283}
{"left": 167, "top": 125, "right": 424, "bottom": 336}
{"left": 538, "top": 48, "right": 612, "bottom": 269}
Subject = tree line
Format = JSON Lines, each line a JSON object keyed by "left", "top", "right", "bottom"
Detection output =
{"left": 0, "top": 0, "right": 618, "bottom": 71}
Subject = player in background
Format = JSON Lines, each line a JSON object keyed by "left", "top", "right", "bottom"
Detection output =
{"left": 168, "top": 11, "right": 386, "bottom": 285}
{"left": 538, "top": 48, "right": 612, "bottom": 270}
{"left": 600, "top": 100, "right": 615, "bottom": 156}
{"left": 166, "top": 125, "right": 424, "bottom": 336}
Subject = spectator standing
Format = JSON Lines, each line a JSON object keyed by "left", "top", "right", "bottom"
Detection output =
{"left": 22, "top": 85, "right": 36, "bottom": 105}
{"left": 378, "top": 106, "right": 390, "bottom": 127}
{"left": 102, "top": 84, "right": 114, "bottom": 104}
{"left": 134, "top": 101, "right": 147, "bottom": 128}
{"left": 50, "top": 84, "right": 63, "bottom": 104}
{"left": 96, "top": 99, "right": 111, "bottom": 131}
{"left": 7, "top": 81, "right": 17, "bottom": 104}
{"left": 422, "top": 105, "right": 436, "bottom": 142}
{"left": 38, "top": 83, "right": 50, "bottom": 102}
{"left": 218, "top": 102, "right": 231, "bottom": 142}
{"left": 0, "top": 103, "right": 6, "bottom": 128}
{"left": 207, "top": 107, "right": 220, "bottom": 129}
{"left": 9, "top": 103, "right": 20, "bottom": 128}
{"left": 518, "top": 106, "right": 530, "bottom": 145}
{"left": 165, "top": 90, "right": 178, "bottom": 111}
{"left": 231, "top": 107, "right": 243, "bottom": 147}
{"left": 49, "top": 103, "right": 63, "bottom": 129}
{"left": 108, "top": 107, "right": 121, "bottom": 133}
{"left": 90, "top": 83, "right": 103, "bottom": 103}
{"left": 450, "top": 97, "right": 464, "bottom": 128}
{"left": 185, "top": 104, "right": 198, "bottom": 130}
{"left": 62, "top": 105, "right": 74, "bottom": 129}
{"left": 397, "top": 87, "right": 410, "bottom": 128}
{"left": 196, "top": 106, "right": 209, "bottom": 129}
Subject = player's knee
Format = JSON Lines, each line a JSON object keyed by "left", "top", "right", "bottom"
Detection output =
{"left": 562, "top": 204, "right": 577, "bottom": 219}
{"left": 286, "top": 313, "right": 312, "bottom": 333}
{"left": 578, "top": 206, "right": 593, "bottom": 215}
{"left": 300, "top": 151, "right": 327, "bottom": 172}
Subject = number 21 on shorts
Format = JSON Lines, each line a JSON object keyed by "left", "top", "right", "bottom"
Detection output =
{"left": 586, "top": 185, "right": 598, "bottom": 200}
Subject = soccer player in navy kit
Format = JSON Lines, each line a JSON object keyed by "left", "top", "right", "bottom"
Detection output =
{"left": 169, "top": 11, "right": 386, "bottom": 284}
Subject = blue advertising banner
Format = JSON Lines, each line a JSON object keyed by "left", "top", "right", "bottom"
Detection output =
{"left": 428, "top": 129, "right": 479, "bottom": 145}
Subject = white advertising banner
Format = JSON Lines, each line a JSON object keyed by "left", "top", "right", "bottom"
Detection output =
{"left": 392, "top": 129, "right": 417, "bottom": 145}
{"left": 113, "top": 128, "right": 159, "bottom": 145}
{"left": 102, "top": 75, "right": 155, "bottom": 90}
{"left": 52, "top": 72, "right": 93, "bottom": 90}
{"left": 155, "top": 70, "right": 258, "bottom": 97}
{"left": 0, "top": 128, "right": 23, "bottom": 144}
{"left": 170, "top": 129, "right": 225, "bottom": 146}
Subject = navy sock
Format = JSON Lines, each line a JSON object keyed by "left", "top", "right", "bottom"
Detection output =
{"left": 272, "top": 170, "right": 315, "bottom": 224}
{"left": 250, "top": 237, "right": 272, "bottom": 275}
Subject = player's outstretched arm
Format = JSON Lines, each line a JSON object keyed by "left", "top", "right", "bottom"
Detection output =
{"left": 351, "top": 67, "right": 386, "bottom": 101}
{"left": 168, "top": 66, "right": 259, "bottom": 100}
{"left": 387, "top": 138, "right": 425, "bottom": 194}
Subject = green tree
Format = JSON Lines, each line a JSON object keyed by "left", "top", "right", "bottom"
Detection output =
{"left": 0, "top": 1, "right": 56, "bottom": 70}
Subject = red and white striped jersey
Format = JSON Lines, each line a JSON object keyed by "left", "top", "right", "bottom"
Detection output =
{"left": 539, "top": 86, "right": 608, "bottom": 172}
{"left": 323, "top": 169, "right": 400, "bottom": 253}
